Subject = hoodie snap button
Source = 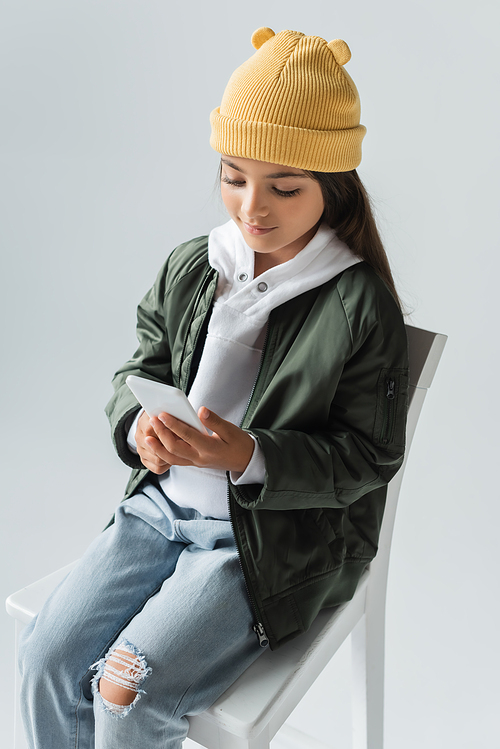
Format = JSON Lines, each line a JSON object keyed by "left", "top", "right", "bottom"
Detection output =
{"left": 238, "top": 272, "right": 248, "bottom": 282}
{"left": 257, "top": 282, "right": 268, "bottom": 292}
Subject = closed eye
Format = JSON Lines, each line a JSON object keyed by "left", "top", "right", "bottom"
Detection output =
{"left": 273, "top": 187, "right": 301, "bottom": 198}
{"left": 222, "top": 176, "right": 301, "bottom": 198}
{"left": 221, "top": 176, "right": 245, "bottom": 187}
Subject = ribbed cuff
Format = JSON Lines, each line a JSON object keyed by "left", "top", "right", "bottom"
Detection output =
{"left": 210, "top": 108, "right": 365, "bottom": 172}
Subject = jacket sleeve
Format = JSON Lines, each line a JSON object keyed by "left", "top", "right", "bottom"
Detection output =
{"left": 233, "top": 273, "right": 409, "bottom": 511}
{"left": 104, "top": 258, "right": 172, "bottom": 470}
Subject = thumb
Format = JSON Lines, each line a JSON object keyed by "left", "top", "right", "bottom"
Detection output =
{"left": 198, "top": 407, "right": 230, "bottom": 438}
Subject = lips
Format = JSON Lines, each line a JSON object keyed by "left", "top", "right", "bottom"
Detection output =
{"left": 243, "top": 222, "right": 276, "bottom": 236}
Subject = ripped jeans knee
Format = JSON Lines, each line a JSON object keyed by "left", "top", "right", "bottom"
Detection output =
{"left": 91, "top": 640, "right": 152, "bottom": 718}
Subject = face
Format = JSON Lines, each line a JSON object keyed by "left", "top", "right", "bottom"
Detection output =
{"left": 219, "top": 155, "right": 325, "bottom": 270}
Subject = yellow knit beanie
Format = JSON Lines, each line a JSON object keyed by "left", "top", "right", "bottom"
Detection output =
{"left": 210, "top": 27, "right": 366, "bottom": 173}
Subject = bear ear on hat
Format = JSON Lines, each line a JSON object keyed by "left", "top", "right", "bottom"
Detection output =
{"left": 251, "top": 27, "right": 275, "bottom": 49}
{"left": 327, "top": 38, "right": 351, "bottom": 66}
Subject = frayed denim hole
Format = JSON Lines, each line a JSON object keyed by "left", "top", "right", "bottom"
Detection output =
{"left": 90, "top": 639, "right": 152, "bottom": 719}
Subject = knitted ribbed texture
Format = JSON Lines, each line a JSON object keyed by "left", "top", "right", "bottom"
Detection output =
{"left": 210, "top": 28, "right": 366, "bottom": 172}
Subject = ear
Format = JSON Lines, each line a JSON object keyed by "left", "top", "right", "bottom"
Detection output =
{"left": 327, "top": 39, "right": 351, "bottom": 66}
{"left": 251, "top": 27, "right": 275, "bottom": 50}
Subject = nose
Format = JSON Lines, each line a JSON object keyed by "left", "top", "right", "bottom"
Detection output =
{"left": 241, "top": 184, "right": 269, "bottom": 219}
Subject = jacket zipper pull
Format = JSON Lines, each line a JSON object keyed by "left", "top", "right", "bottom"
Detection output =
{"left": 386, "top": 379, "right": 396, "bottom": 399}
{"left": 253, "top": 622, "right": 269, "bottom": 648}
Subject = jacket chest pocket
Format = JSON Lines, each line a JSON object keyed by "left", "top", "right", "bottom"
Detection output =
{"left": 373, "top": 368, "right": 408, "bottom": 449}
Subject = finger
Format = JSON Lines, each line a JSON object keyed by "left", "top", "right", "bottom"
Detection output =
{"left": 136, "top": 429, "right": 162, "bottom": 457}
{"left": 197, "top": 407, "right": 234, "bottom": 442}
{"left": 145, "top": 433, "right": 193, "bottom": 467}
{"left": 138, "top": 421, "right": 160, "bottom": 439}
{"left": 139, "top": 455, "right": 171, "bottom": 475}
{"left": 137, "top": 411, "right": 157, "bottom": 436}
{"left": 153, "top": 414, "right": 204, "bottom": 450}
{"left": 136, "top": 438, "right": 171, "bottom": 473}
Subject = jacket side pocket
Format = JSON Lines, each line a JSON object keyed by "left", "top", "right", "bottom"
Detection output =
{"left": 373, "top": 368, "right": 408, "bottom": 449}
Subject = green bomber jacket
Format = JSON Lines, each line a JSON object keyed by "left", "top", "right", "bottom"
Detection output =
{"left": 105, "top": 235, "right": 409, "bottom": 650}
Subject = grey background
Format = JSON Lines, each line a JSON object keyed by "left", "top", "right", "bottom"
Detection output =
{"left": 1, "top": 1, "right": 498, "bottom": 747}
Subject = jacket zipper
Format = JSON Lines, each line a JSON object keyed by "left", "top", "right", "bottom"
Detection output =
{"left": 227, "top": 486, "right": 269, "bottom": 648}
{"left": 381, "top": 377, "right": 396, "bottom": 445}
{"left": 239, "top": 320, "right": 271, "bottom": 431}
{"left": 253, "top": 622, "right": 269, "bottom": 647}
{"left": 227, "top": 323, "right": 272, "bottom": 648}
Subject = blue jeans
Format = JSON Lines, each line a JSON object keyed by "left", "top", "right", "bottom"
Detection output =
{"left": 18, "top": 481, "right": 266, "bottom": 748}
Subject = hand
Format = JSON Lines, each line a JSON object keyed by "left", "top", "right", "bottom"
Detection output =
{"left": 135, "top": 410, "right": 171, "bottom": 474}
{"left": 145, "top": 407, "right": 255, "bottom": 474}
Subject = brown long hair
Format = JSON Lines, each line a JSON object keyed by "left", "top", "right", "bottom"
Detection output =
{"left": 306, "top": 169, "right": 402, "bottom": 310}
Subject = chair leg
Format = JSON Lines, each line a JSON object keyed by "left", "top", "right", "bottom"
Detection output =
{"left": 13, "top": 620, "right": 28, "bottom": 749}
{"left": 351, "top": 609, "right": 385, "bottom": 749}
{"left": 216, "top": 727, "right": 270, "bottom": 749}
{"left": 188, "top": 722, "right": 271, "bottom": 749}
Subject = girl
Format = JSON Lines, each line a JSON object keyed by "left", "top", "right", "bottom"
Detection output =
{"left": 19, "top": 26, "right": 409, "bottom": 749}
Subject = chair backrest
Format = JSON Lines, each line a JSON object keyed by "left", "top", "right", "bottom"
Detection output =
{"left": 372, "top": 324, "right": 447, "bottom": 581}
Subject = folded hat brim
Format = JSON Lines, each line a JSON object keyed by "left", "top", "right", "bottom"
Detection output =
{"left": 210, "top": 108, "right": 366, "bottom": 173}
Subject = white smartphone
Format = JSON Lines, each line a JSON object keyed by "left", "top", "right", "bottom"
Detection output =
{"left": 125, "top": 375, "right": 207, "bottom": 434}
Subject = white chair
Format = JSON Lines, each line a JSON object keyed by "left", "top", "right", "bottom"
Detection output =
{"left": 6, "top": 325, "right": 447, "bottom": 749}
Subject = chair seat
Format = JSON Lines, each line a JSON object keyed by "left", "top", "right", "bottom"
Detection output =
{"left": 6, "top": 562, "right": 78, "bottom": 625}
